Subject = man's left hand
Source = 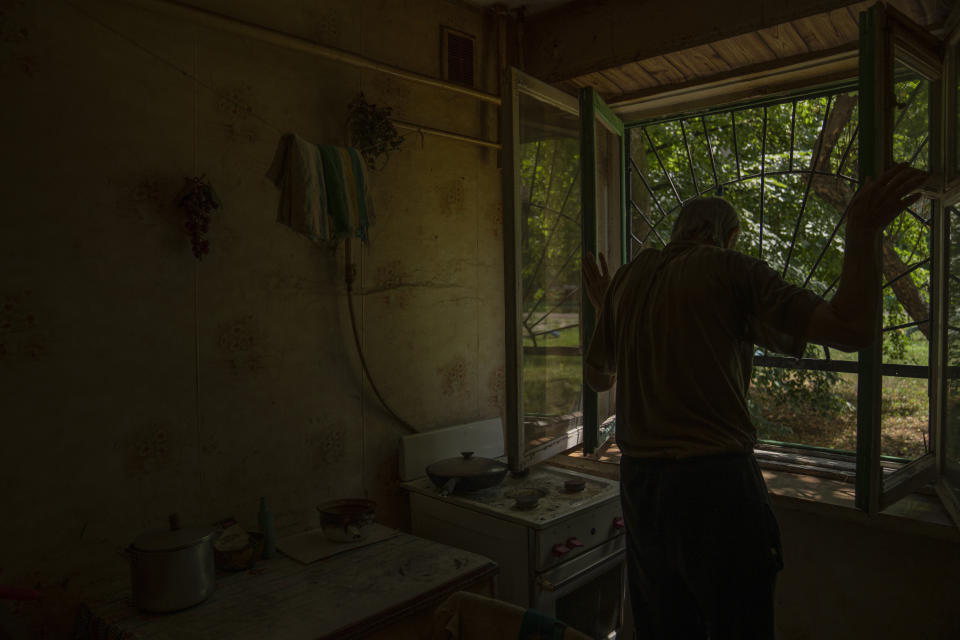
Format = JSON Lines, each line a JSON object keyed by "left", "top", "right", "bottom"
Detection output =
{"left": 582, "top": 252, "right": 611, "bottom": 310}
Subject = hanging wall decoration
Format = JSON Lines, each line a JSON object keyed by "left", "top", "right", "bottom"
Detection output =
{"left": 346, "top": 92, "right": 405, "bottom": 170}
{"left": 175, "top": 176, "right": 222, "bottom": 259}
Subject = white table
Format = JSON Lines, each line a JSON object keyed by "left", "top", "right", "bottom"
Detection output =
{"left": 75, "top": 531, "right": 498, "bottom": 640}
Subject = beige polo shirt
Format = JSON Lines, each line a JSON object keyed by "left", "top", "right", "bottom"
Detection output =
{"left": 586, "top": 241, "right": 823, "bottom": 459}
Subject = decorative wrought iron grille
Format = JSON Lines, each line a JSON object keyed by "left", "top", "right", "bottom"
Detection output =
{"left": 627, "top": 82, "right": 932, "bottom": 460}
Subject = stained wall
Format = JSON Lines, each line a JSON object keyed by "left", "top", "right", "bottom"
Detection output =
{"left": 0, "top": 0, "right": 503, "bottom": 632}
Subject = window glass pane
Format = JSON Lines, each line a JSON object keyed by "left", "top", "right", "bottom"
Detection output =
{"left": 595, "top": 117, "right": 621, "bottom": 429}
{"left": 751, "top": 369, "right": 859, "bottom": 449}
{"left": 944, "top": 206, "right": 960, "bottom": 500}
{"left": 880, "top": 199, "right": 932, "bottom": 461}
{"left": 631, "top": 127, "right": 678, "bottom": 252}
{"left": 892, "top": 60, "right": 931, "bottom": 171}
{"left": 517, "top": 92, "right": 582, "bottom": 450}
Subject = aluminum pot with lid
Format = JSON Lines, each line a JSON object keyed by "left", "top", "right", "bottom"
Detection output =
{"left": 129, "top": 514, "right": 215, "bottom": 613}
{"left": 426, "top": 451, "right": 508, "bottom": 495}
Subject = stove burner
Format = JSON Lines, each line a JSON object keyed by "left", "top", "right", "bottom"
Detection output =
{"left": 514, "top": 494, "right": 539, "bottom": 510}
{"left": 564, "top": 478, "right": 586, "bottom": 493}
{"left": 508, "top": 487, "right": 547, "bottom": 510}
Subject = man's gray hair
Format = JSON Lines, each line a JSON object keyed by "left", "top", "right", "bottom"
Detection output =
{"left": 670, "top": 197, "right": 740, "bottom": 246}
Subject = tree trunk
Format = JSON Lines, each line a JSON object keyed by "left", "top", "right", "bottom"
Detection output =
{"left": 809, "top": 94, "right": 930, "bottom": 339}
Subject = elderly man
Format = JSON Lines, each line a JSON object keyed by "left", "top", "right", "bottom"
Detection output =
{"left": 582, "top": 163, "right": 926, "bottom": 639}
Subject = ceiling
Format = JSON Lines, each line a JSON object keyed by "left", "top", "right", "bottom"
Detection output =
{"left": 558, "top": 0, "right": 950, "bottom": 110}
{"left": 459, "top": 0, "right": 575, "bottom": 16}
{"left": 464, "top": 0, "right": 951, "bottom": 118}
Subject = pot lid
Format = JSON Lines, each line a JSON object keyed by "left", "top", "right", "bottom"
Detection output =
{"left": 132, "top": 514, "right": 214, "bottom": 552}
{"left": 427, "top": 451, "right": 508, "bottom": 478}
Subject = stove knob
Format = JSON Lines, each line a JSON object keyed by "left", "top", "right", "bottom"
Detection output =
{"left": 566, "top": 537, "right": 584, "bottom": 548}
{"left": 613, "top": 516, "right": 625, "bottom": 530}
{"left": 551, "top": 543, "right": 571, "bottom": 557}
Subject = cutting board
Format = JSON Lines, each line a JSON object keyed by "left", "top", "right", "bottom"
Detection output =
{"left": 277, "top": 523, "right": 400, "bottom": 564}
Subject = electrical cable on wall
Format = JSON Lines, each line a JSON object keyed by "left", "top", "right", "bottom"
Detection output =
{"left": 343, "top": 238, "right": 419, "bottom": 434}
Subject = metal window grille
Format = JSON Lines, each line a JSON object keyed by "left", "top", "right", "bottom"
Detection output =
{"left": 626, "top": 82, "right": 932, "bottom": 458}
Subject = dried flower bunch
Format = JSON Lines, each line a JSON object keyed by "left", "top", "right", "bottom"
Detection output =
{"left": 347, "top": 92, "right": 405, "bottom": 170}
{"left": 176, "top": 176, "right": 221, "bottom": 259}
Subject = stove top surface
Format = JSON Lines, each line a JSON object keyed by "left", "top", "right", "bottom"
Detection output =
{"left": 403, "top": 464, "right": 619, "bottom": 528}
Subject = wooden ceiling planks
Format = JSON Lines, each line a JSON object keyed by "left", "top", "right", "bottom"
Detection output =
{"left": 598, "top": 66, "right": 641, "bottom": 94}
{"left": 560, "top": 0, "right": 946, "bottom": 103}
{"left": 791, "top": 8, "right": 859, "bottom": 50}
{"left": 710, "top": 32, "right": 779, "bottom": 68}
{"left": 635, "top": 55, "right": 687, "bottom": 86}
{"left": 615, "top": 62, "right": 658, "bottom": 88}
{"left": 579, "top": 71, "right": 623, "bottom": 95}
{"left": 663, "top": 44, "right": 732, "bottom": 79}
{"left": 756, "top": 21, "right": 810, "bottom": 59}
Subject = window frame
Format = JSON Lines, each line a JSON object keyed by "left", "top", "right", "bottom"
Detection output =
{"left": 501, "top": 71, "right": 629, "bottom": 472}
{"left": 580, "top": 87, "right": 626, "bottom": 455}
{"left": 599, "top": 3, "right": 960, "bottom": 528}
{"left": 501, "top": 67, "right": 591, "bottom": 472}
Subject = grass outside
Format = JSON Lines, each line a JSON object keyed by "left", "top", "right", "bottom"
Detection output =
{"left": 751, "top": 373, "right": 929, "bottom": 459}
{"left": 753, "top": 333, "right": 930, "bottom": 459}
{"left": 523, "top": 321, "right": 581, "bottom": 417}
{"left": 519, "top": 316, "right": 931, "bottom": 461}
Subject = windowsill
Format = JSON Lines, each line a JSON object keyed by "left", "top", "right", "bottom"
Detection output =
{"left": 545, "top": 443, "right": 960, "bottom": 543}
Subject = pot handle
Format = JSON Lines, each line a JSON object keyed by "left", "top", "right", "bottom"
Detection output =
{"left": 438, "top": 477, "right": 459, "bottom": 497}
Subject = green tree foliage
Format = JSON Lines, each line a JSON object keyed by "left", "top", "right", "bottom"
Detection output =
{"left": 633, "top": 85, "right": 931, "bottom": 443}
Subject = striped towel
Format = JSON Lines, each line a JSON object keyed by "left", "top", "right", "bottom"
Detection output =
{"left": 266, "top": 133, "right": 373, "bottom": 244}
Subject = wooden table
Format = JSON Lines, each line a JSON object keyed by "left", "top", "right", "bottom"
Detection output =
{"left": 75, "top": 531, "right": 498, "bottom": 640}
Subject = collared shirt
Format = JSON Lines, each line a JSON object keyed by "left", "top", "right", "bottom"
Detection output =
{"left": 586, "top": 241, "right": 823, "bottom": 459}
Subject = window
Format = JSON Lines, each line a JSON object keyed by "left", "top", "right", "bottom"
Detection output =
{"left": 502, "top": 5, "right": 960, "bottom": 528}
{"left": 614, "top": 3, "right": 960, "bottom": 524}
{"left": 501, "top": 71, "right": 625, "bottom": 471}
{"left": 502, "top": 69, "right": 585, "bottom": 471}
{"left": 502, "top": 4, "right": 960, "bottom": 524}
{"left": 629, "top": 83, "right": 933, "bottom": 476}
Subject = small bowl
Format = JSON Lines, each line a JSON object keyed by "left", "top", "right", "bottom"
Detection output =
{"left": 214, "top": 532, "right": 264, "bottom": 571}
{"left": 317, "top": 499, "right": 376, "bottom": 542}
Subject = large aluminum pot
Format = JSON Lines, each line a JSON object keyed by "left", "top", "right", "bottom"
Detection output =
{"left": 129, "top": 514, "right": 215, "bottom": 613}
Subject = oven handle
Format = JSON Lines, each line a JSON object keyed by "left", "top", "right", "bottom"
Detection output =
{"left": 536, "top": 551, "right": 623, "bottom": 593}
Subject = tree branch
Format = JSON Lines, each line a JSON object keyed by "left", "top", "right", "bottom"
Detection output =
{"left": 809, "top": 94, "right": 930, "bottom": 339}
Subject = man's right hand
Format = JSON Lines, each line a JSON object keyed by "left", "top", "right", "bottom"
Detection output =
{"left": 845, "top": 163, "right": 928, "bottom": 233}
{"left": 806, "top": 162, "right": 929, "bottom": 351}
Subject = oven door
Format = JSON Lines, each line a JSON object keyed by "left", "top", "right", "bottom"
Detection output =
{"left": 533, "top": 537, "right": 625, "bottom": 639}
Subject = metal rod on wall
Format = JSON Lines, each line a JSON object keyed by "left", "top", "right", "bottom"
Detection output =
{"left": 392, "top": 120, "right": 501, "bottom": 150}
{"left": 123, "top": 0, "right": 503, "bottom": 106}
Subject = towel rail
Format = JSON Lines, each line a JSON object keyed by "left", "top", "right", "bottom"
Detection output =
{"left": 122, "top": 0, "right": 502, "bottom": 106}
{"left": 392, "top": 121, "right": 501, "bottom": 150}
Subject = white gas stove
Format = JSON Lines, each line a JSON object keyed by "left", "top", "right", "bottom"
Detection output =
{"left": 400, "top": 419, "right": 625, "bottom": 639}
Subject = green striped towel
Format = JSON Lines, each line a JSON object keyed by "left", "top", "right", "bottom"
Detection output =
{"left": 267, "top": 133, "right": 373, "bottom": 244}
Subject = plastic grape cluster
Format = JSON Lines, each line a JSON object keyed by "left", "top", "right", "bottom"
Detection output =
{"left": 176, "top": 177, "right": 221, "bottom": 259}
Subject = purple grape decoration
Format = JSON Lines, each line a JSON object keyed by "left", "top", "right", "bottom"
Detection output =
{"left": 176, "top": 176, "right": 221, "bottom": 259}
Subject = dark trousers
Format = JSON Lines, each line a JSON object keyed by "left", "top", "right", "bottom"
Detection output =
{"left": 620, "top": 452, "right": 782, "bottom": 640}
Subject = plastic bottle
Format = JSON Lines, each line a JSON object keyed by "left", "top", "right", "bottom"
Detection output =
{"left": 258, "top": 496, "right": 276, "bottom": 559}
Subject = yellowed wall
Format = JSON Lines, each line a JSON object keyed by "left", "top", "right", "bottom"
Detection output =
{"left": 775, "top": 506, "right": 960, "bottom": 639}
{"left": 1, "top": 0, "right": 502, "bottom": 632}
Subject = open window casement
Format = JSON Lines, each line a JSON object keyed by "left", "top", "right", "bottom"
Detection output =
{"left": 579, "top": 88, "right": 626, "bottom": 455}
{"left": 859, "top": 2, "right": 960, "bottom": 530}
{"left": 501, "top": 70, "right": 627, "bottom": 471}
